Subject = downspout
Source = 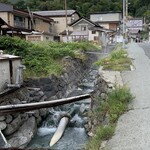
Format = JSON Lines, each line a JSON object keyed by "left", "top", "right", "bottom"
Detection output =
{"left": 7, "top": 65, "right": 26, "bottom": 88}
{"left": 0, "top": 130, "right": 11, "bottom": 148}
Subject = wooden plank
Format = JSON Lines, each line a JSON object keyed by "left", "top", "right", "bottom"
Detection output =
{"left": 0, "top": 94, "right": 91, "bottom": 115}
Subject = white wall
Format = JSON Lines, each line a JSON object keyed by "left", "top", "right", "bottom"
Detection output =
{"left": 90, "top": 13, "right": 121, "bottom": 22}
{"left": 0, "top": 60, "right": 10, "bottom": 92}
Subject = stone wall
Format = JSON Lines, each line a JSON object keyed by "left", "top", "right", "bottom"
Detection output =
{"left": 0, "top": 53, "right": 97, "bottom": 148}
{"left": 25, "top": 54, "right": 96, "bottom": 99}
{"left": 85, "top": 71, "right": 124, "bottom": 136}
{"left": 0, "top": 87, "right": 49, "bottom": 148}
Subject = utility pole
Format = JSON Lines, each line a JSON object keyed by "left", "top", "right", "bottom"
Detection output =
{"left": 126, "top": 0, "right": 128, "bottom": 18}
{"left": 65, "top": 0, "right": 69, "bottom": 42}
{"left": 123, "top": 0, "right": 125, "bottom": 48}
{"left": 126, "top": 0, "right": 128, "bottom": 41}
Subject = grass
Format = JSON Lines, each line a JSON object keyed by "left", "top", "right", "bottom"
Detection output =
{"left": 0, "top": 36, "right": 99, "bottom": 78}
{"left": 86, "top": 125, "right": 115, "bottom": 150}
{"left": 86, "top": 86, "right": 133, "bottom": 150}
{"left": 94, "top": 47, "right": 132, "bottom": 71}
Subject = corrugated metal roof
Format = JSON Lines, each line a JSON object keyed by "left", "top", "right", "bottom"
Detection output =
{"left": 0, "top": 3, "right": 13, "bottom": 12}
{"left": 34, "top": 10, "right": 76, "bottom": 17}
{"left": 0, "top": 54, "right": 20, "bottom": 60}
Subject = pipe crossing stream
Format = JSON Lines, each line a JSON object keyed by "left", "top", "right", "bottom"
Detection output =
{"left": 27, "top": 68, "right": 99, "bottom": 150}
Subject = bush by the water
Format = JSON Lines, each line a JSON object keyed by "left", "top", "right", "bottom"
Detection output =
{"left": 0, "top": 36, "right": 99, "bottom": 77}
{"left": 86, "top": 86, "right": 133, "bottom": 150}
{"left": 94, "top": 45, "right": 132, "bottom": 71}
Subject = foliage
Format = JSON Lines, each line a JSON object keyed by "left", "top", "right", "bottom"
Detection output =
{"left": 0, "top": 36, "right": 98, "bottom": 77}
{"left": 86, "top": 86, "right": 133, "bottom": 149}
{"left": 107, "top": 86, "right": 133, "bottom": 123}
{"left": 0, "top": 35, "right": 32, "bottom": 57}
{"left": 94, "top": 47, "right": 132, "bottom": 71}
{"left": 7, "top": 0, "right": 150, "bottom": 21}
{"left": 86, "top": 125, "right": 115, "bottom": 150}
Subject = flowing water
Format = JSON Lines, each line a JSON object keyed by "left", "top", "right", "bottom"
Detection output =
{"left": 27, "top": 67, "right": 99, "bottom": 149}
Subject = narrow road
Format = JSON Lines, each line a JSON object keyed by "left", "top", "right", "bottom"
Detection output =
{"left": 105, "top": 42, "right": 150, "bottom": 150}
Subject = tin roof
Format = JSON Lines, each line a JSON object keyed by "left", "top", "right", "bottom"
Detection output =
{"left": 89, "top": 11, "right": 121, "bottom": 15}
{"left": 34, "top": 10, "right": 77, "bottom": 17}
{"left": 0, "top": 54, "right": 21, "bottom": 60}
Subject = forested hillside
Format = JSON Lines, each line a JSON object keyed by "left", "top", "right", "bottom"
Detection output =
{"left": 0, "top": 0, "right": 150, "bottom": 21}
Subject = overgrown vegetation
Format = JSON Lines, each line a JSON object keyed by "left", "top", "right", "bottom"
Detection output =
{"left": 86, "top": 86, "right": 133, "bottom": 150}
{"left": 0, "top": 36, "right": 99, "bottom": 77}
{"left": 94, "top": 45, "right": 132, "bottom": 71}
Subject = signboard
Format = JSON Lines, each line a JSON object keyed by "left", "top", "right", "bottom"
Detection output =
{"left": 115, "top": 35, "right": 123, "bottom": 43}
{"left": 127, "top": 19, "right": 143, "bottom": 28}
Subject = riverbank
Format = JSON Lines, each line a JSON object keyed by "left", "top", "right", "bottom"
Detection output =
{"left": 0, "top": 51, "right": 98, "bottom": 148}
{"left": 86, "top": 45, "right": 134, "bottom": 150}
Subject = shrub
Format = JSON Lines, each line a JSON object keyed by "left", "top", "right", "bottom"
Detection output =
{"left": 0, "top": 36, "right": 98, "bottom": 77}
{"left": 86, "top": 86, "right": 133, "bottom": 149}
{"left": 0, "top": 35, "right": 32, "bottom": 57}
{"left": 94, "top": 49, "right": 132, "bottom": 71}
{"left": 86, "top": 125, "right": 115, "bottom": 150}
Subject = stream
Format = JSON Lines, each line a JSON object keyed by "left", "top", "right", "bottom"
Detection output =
{"left": 26, "top": 47, "right": 115, "bottom": 150}
{"left": 27, "top": 67, "right": 98, "bottom": 150}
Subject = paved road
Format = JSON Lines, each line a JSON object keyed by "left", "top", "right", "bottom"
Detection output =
{"left": 105, "top": 42, "right": 150, "bottom": 150}
{"left": 138, "top": 43, "right": 150, "bottom": 59}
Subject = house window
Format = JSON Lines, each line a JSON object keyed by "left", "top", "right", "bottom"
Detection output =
{"left": 81, "top": 25, "right": 86, "bottom": 31}
{"left": 14, "top": 16, "right": 25, "bottom": 28}
{"left": 46, "top": 37, "right": 49, "bottom": 40}
{"left": 49, "top": 24, "right": 52, "bottom": 33}
{"left": 54, "top": 21, "right": 59, "bottom": 24}
{"left": 35, "top": 19, "right": 40, "bottom": 25}
{"left": 94, "top": 36, "right": 98, "bottom": 40}
{"left": 92, "top": 31, "right": 96, "bottom": 34}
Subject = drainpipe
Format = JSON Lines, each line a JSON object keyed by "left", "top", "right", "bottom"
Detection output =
{"left": 7, "top": 65, "right": 26, "bottom": 88}
{"left": 0, "top": 130, "right": 11, "bottom": 148}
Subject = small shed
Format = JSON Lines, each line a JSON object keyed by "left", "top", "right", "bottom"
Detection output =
{"left": 0, "top": 53, "right": 23, "bottom": 92}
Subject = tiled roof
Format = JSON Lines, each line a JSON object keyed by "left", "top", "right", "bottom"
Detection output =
{"left": 0, "top": 3, "right": 13, "bottom": 12}
{"left": 14, "top": 9, "right": 53, "bottom": 22}
{"left": 70, "top": 17, "right": 103, "bottom": 28}
{"left": 34, "top": 10, "right": 76, "bottom": 17}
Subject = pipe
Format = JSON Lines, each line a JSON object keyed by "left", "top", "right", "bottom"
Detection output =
{"left": 123, "top": 0, "right": 126, "bottom": 48}
{"left": 7, "top": 65, "right": 25, "bottom": 88}
{"left": 0, "top": 130, "right": 11, "bottom": 148}
{"left": 0, "top": 94, "right": 91, "bottom": 114}
{"left": 7, "top": 84, "right": 21, "bottom": 88}
{"left": 49, "top": 116, "right": 69, "bottom": 147}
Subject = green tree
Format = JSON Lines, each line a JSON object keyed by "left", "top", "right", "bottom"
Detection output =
{"left": 8, "top": 0, "right": 148, "bottom": 18}
{"left": 14, "top": 0, "right": 27, "bottom": 10}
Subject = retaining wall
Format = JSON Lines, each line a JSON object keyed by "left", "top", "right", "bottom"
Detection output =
{"left": 0, "top": 53, "right": 97, "bottom": 148}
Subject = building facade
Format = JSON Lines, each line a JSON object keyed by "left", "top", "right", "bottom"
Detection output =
{"left": 0, "top": 3, "right": 55, "bottom": 41}
{"left": 34, "top": 10, "right": 80, "bottom": 41}
{"left": 90, "top": 12, "right": 122, "bottom": 31}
